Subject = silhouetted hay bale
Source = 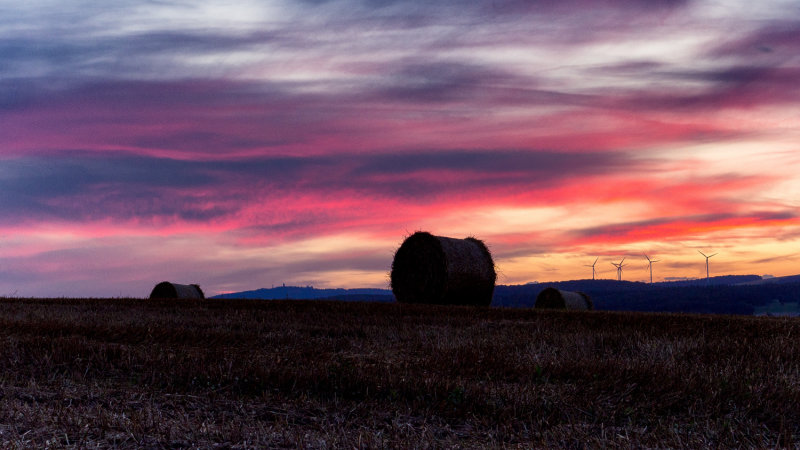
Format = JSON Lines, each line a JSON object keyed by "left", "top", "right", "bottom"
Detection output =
{"left": 535, "top": 287, "right": 592, "bottom": 310}
{"left": 391, "top": 231, "right": 496, "bottom": 306}
{"left": 149, "top": 281, "right": 205, "bottom": 299}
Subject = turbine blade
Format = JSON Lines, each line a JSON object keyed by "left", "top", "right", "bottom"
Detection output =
{"left": 698, "top": 250, "right": 708, "bottom": 257}
{"left": 709, "top": 253, "right": 718, "bottom": 258}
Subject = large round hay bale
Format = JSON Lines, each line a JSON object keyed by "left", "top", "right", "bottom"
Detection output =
{"left": 149, "top": 281, "right": 205, "bottom": 299}
{"left": 390, "top": 232, "right": 496, "bottom": 306}
{"left": 535, "top": 287, "right": 592, "bottom": 310}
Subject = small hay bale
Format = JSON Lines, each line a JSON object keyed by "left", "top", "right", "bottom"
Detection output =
{"left": 535, "top": 287, "right": 592, "bottom": 310}
{"left": 390, "top": 231, "right": 496, "bottom": 306}
{"left": 149, "top": 281, "right": 205, "bottom": 299}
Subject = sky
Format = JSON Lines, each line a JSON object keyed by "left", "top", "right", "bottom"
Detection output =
{"left": 1, "top": 0, "right": 800, "bottom": 297}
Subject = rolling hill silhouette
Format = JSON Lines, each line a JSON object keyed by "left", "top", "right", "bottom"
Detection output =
{"left": 211, "top": 274, "right": 800, "bottom": 315}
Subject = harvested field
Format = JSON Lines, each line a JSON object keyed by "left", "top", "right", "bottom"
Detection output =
{"left": 0, "top": 298, "right": 798, "bottom": 448}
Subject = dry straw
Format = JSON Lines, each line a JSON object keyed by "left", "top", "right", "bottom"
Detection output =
{"left": 535, "top": 287, "right": 593, "bottom": 310}
{"left": 149, "top": 281, "right": 205, "bottom": 300}
{"left": 391, "top": 231, "right": 496, "bottom": 306}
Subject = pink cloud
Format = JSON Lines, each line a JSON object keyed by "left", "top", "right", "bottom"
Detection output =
{"left": 568, "top": 212, "right": 800, "bottom": 247}
{"left": 2, "top": 0, "right": 800, "bottom": 296}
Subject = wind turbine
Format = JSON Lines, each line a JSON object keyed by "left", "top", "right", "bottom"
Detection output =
{"left": 584, "top": 257, "right": 599, "bottom": 280}
{"left": 611, "top": 257, "right": 626, "bottom": 281}
{"left": 698, "top": 251, "right": 717, "bottom": 283}
{"left": 644, "top": 254, "right": 660, "bottom": 284}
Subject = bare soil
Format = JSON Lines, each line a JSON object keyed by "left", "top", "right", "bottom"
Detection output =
{"left": 0, "top": 298, "right": 798, "bottom": 448}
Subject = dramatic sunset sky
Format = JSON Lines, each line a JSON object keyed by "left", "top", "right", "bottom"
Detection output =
{"left": 2, "top": 0, "right": 799, "bottom": 297}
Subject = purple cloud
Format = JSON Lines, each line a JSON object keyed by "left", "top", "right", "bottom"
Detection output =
{"left": 711, "top": 21, "right": 800, "bottom": 57}
{"left": 2, "top": 0, "right": 800, "bottom": 296}
{"left": 0, "top": 149, "right": 639, "bottom": 225}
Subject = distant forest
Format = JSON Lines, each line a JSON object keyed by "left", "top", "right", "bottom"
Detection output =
{"left": 494, "top": 277, "right": 800, "bottom": 315}
{"left": 213, "top": 275, "right": 800, "bottom": 316}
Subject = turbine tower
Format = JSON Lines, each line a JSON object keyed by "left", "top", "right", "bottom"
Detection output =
{"left": 644, "top": 254, "right": 660, "bottom": 284}
{"left": 611, "top": 257, "right": 626, "bottom": 281}
{"left": 584, "top": 257, "right": 599, "bottom": 280}
{"left": 698, "top": 250, "right": 717, "bottom": 283}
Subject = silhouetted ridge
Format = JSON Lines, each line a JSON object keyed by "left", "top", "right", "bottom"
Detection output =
{"left": 211, "top": 274, "right": 800, "bottom": 315}
{"left": 211, "top": 286, "right": 393, "bottom": 301}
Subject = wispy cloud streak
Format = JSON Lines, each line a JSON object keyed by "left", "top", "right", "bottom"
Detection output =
{"left": 1, "top": 0, "right": 799, "bottom": 295}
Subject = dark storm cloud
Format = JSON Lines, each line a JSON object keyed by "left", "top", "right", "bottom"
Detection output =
{"left": 0, "top": 77, "right": 272, "bottom": 112}
{"left": 355, "top": 150, "right": 627, "bottom": 176}
{"left": 574, "top": 211, "right": 800, "bottom": 241}
{"left": 474, "top": 0, "right": 688, "bottom": 14}
{"left": 590, "top": 62, "right": 784, "bottom": 87}
{"left": 0, "top": 78, "right": 45, "bottom": 110}
{"left": 0, "top": 149, "right": 638, "bottom": 224}
{"left": 607, "top": 21, "right": 800, "bottom": 112}
{"left": 376, "top": 61, "right": 521, "bottom": 103}
{"left": 367, "top": 59, "right": 589, "bottom": 108}
{"left": 115, "top": 30, "right": 293, "bottom": 53}
{"left": 588, "top": 60, "right": 667, "bottom": 76}
{"left": 226, "top": 149, "right": 637, "bottom": 198}
{"left": 701, "top": 66, "right": 776, "bottom": 84}
{"left": 303, "top": 0, "right": 688, "bottom": 12}
{"left": 710, "top": 22, "right": 800, "bottom": 57}
{"left": 0, "top": 154, "right": 232, "bottom": 222}
{"left": 603, "top": 64, "right": 800, "bottom": 112}
{"left": 0, "top": 29, "right": 303, "bottom": 80}
{"left": 2, "top": 154, "right": 213, "bottom": 195}
{"left": 0, "top": 0, "right": 697, "bottom": 85}
{"left": 0, "top": 78, "right": 350, "bottom": 157}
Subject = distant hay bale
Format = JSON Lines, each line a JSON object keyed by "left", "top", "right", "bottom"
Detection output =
{"left": 535, "top": 287, "right": 592, "bottom": 310}
{"left": 149, "top": 281, "right": 205, "bottom": 300}
{"left": 390, "top": 231, "right": 496, "bottom": 306}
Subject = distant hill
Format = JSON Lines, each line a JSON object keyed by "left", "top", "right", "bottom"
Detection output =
{"left": 655, "top": 274, "right": 761, "bottom": 287}
{"left": 211, "top": 286, "right": 394, "bottom": 302}
{"left": 737, "top": 274, "right": 800, "bottom": 285}
{"left": 212, "top": 274, "right": 800, "bottom": 315}
{"left": 494, "top": 275, "right": 800, "bottom": 315}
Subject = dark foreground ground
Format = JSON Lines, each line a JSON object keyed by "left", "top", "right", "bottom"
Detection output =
{"left": 0, "top": 298, "right": 798, "bottom": 448}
